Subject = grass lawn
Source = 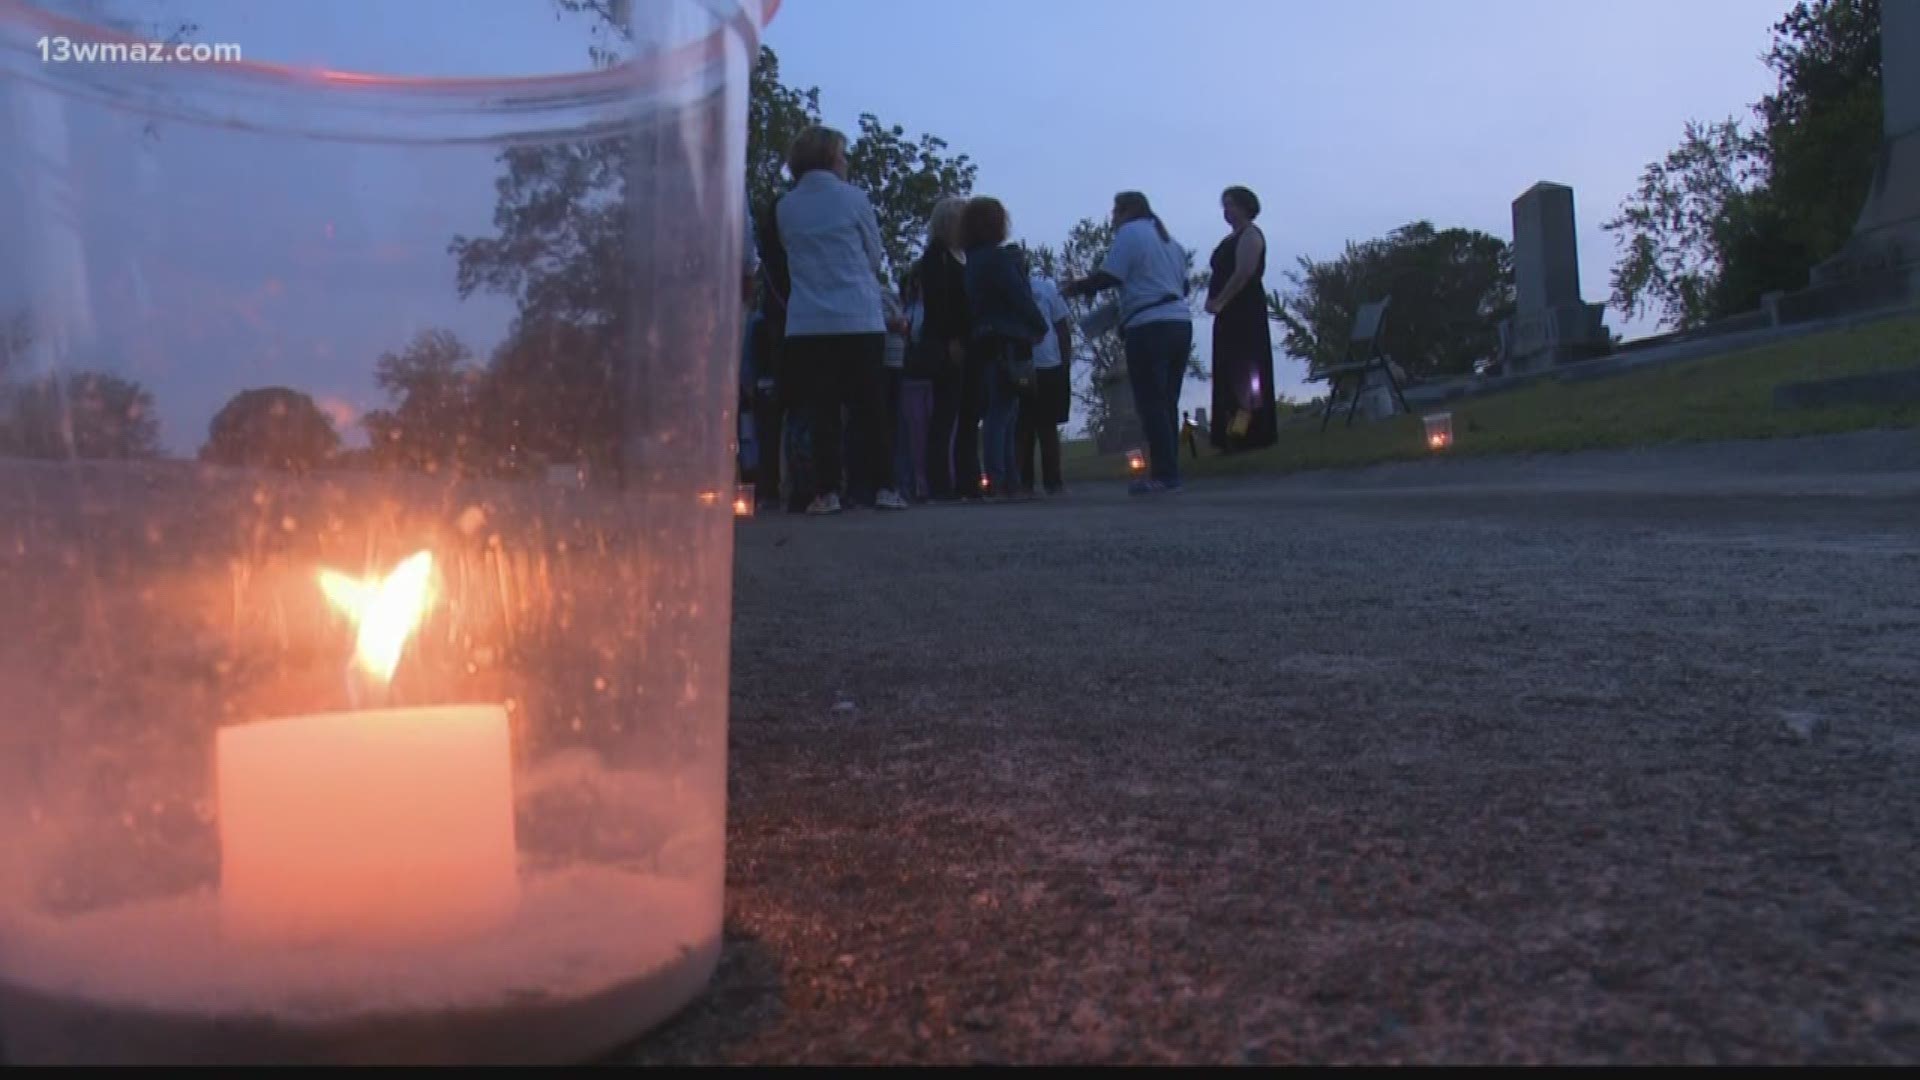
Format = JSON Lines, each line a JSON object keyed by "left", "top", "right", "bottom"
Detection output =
{"left": 1063, "top": 313, "right": 1920, "bottom": 484}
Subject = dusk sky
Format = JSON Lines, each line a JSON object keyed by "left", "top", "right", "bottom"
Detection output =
{"left": 761, "top": 0, "right": 1795, "bottom": 405}
{"left": 1, "top": 0, "right": 1795, "bottom": 452}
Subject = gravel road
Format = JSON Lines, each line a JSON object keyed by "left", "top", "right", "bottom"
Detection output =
{"left": 628, "top": 430, "right": 1920, "bottom": 1064}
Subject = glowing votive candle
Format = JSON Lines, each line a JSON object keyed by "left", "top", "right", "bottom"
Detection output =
{"left": 214, "top": 550, "right": 520, "bottom": 946}
{"left": 217, "top": 704, "right": 519, "bottom": 945}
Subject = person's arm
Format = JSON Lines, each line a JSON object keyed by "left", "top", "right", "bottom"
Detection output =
{"left": 1065, "top": 226, "right": 1134, "bottom": 299}
{"left": 1204, "top": 226, "right": 1266, "bottom": 315}
{"left": 857, "top": 192, "right": 886, "bottom": 283}
{"left": 916, "top": 255, "right": 944, "bottom": 335}
{"left": 1062, "top": 270, "right": 1120, "bottom": 300}
{"left": 881, "top": 289, "right": 905, "bottom": 336}
{"left": 1053, "top": 319, "right": 1072, "bottom": 367}
{"left": 760, "top": 199, "right": 791, "bottom": 310}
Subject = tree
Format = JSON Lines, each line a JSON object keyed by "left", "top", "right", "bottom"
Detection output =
{"left": 843, "top": 114, "right": 977, "bottom": 277}
{"left": 1602, "top": 119, "right": 1764, "bottom": 330}
{"left": 1, "top": 371, "right": 161, "bottom": 461}
{"left": 1604, "top": 0, "right": 1882, "bottom": 329}
{"left": 1270, "top": 221, "right": 1514, "bottom": 381}
{"left": 475, "top": 319, "right": 622, "bottom": 479}
{"left": 747, "top": 44, "right": 822, "bottom": 219}
{"left": 548, "top": 1, "right": 973, "bottom": 277}
{"left": 447, "top": 137, "right": 628, "bottom": 479}
{"left": 1757, "top": 0, "right": 1883, "bottom": 263}
{"left": 201, "top": 387, "right": 341, "bottom": 471}
{"left": 360, "top": 329, "right": 485, "bottom": 475}
{"left": 451, "top": 10, "right": 979, "bottom": 483}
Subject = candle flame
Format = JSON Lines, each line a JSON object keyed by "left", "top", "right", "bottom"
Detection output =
{"left": 317, "top": 550, "right": 437, "bottom": 685}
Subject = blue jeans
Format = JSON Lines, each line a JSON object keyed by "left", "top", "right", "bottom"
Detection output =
{"left": 1125, "top": 319, "right": 1193, "bottom": 485}
{"left": 981, "top": 357, "right": 1021, "bottom": 495}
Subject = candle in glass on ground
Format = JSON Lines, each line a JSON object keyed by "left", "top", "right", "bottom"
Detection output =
{"left": 218, "top": 550, "right": 518, "bottom": 945}
{"left": 217, "top": 704, "right": 519, "bottom": 945}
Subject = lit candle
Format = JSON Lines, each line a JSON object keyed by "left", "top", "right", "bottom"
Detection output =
{"left": 216, "top": 552, "right": 519, "bottom": 946}
{"left": 1423, "top": 412, "right": 1454, "bottom": 452}
{"left": 1125, "top": 449, "right": 1147, "bottom": 473}
{"left": 733, "top": 482, "right": 755, "bottom": 517}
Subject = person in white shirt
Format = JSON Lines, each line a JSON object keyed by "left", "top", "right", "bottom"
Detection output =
{"left": 774, "top": 125, "right": 908, "bottom": 514}
{"left": 1017, "top": 273, "right": 1074, "bottom": 496}
{"left": 1062, "top": 191, "right": 1194, "bottom": 495}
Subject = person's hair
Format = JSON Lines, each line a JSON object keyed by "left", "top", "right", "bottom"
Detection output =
{"left": 787, "top": 125, "right": 846, "bottom": 178}
{"left": 927, "top": 196, "right": 967, "bottom": 250}
{"left": 1222, "top": 185, "right": 1261, "bottom": 221}
{"left": 1114, "top": 190, "right": 1171, "bottom": 241}
{"left": 959, "top": 196, "right": 1012, "bottom": 250}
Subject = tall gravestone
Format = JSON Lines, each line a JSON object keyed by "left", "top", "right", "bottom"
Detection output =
{"left": 1810, "top": 0, "right": 1920, "bottom": 296}
{"left": 1093, "top": 376, "right": 1144, "bottom": 455}
{"left": 1504, "top": 181, "right": 1609, "bottom": 374}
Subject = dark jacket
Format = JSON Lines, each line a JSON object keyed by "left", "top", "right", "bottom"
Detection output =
{"left": 962, "top": 243, "right": 1047, "bottom": 343}
{"left": 753, "top": 194, "right": 802, "bottom": 404}
{"left": 755, "top": 194, "right": 792, "bottom": 331}
{"left": 916, "top": 242, "right": 972, "bottom": 344}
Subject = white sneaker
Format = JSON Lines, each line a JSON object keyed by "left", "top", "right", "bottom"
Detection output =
{"left": 874, "top": 489, "right": 909, "bottom": 511}
{"left": 805, "top": 493, "right": 842, "bottom": 516}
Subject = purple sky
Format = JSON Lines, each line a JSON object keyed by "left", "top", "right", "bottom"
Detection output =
{"left": 1, "top": 0, "right": 1793, "bottom": 452}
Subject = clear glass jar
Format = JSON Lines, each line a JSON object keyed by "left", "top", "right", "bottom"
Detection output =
{"left": 0, "top": 0, "right": 768, "bottom": 1064}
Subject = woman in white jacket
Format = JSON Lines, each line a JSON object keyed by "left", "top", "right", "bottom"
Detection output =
{"left": 775, "top": 125, "right": 908, "bottom": 514}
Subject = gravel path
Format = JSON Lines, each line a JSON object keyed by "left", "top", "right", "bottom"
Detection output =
{"left": 632, "top": 433, "right": 1920, "bottom": 1065}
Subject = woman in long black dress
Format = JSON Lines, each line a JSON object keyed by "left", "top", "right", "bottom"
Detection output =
{"left": 1203, "top": 185, "right": 1276, "bottom": 451}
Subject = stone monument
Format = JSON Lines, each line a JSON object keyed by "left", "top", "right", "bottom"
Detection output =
{"left": 1807, "top": 0, "right": 1920, "bottom": 304}
{"left": 1503, "top": 181, "right": 1610, "bottom": 374}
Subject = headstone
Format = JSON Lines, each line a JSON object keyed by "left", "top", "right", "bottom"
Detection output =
{"left": 1358, "top": 367, "right": 1398, "bottom": 421}
{"left": 1092, "top": 375, "right": 1143, "bottom": 455}
{"left": 1504, "top": 181, "right": 1610, "bottom": 374}
{"left": 1811, "top": 1, "right": 1920, "bottom": 293}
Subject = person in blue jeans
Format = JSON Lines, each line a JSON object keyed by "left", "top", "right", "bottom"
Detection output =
{"left": 959, "top": 196, "right": 1048, "bottom": 501}
{"left": 1063, "top": 191, "right": 1194, "bottom": 495}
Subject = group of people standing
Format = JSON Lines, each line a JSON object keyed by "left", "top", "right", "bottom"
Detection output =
{"left": 741, "top": 123, "right": 1278, "bottom": 514}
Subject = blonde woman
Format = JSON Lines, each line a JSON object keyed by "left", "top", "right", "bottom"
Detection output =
{"left": 915, "top": 196, "right": 975, "bottom": 501}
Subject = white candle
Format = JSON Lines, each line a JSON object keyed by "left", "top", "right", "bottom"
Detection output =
{"left": 214, "top": 550, "right": 520, "bottom": 946}
{"left": 217, "top": 704, "right": 519, "bottom": 945}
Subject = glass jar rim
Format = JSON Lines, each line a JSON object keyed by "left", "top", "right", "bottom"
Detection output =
{"left": 0, "top": 0, "right": 778, "bottom": 144}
